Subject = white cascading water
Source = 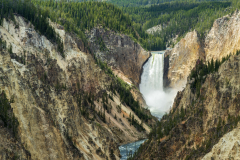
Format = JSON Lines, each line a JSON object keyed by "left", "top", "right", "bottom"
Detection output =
{"left": 140, "top": 51, "right": 176, "bottom": 119}
{"left": 120, "top": 51, "right": 179, "bottom": 159}
{"left": 140, "top": 52, "right": 164, "bottom": 92}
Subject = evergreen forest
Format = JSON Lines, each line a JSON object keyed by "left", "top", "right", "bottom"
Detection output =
{"left": 1, "top": 0, "right": 240, "bottom": 134}
{"left": 123, "top": 1, "right": 234, "bottom": 48}
{"left": 0, "top": 0, "right": 64, "bottom": 57}
{"left": 2, "top": 0, "right": 240, "bottom": 159}
{"left": 130, "top": 51, "right": 240, "bottom": 159}
{"left": 75, "top": 0, "right": 230, "bottom": 7}
{"left": 43, "top": 0, "right": 240, "bottom": 50}
{"left": 31, "top": 0, "right": 166, "bottom": 50}
{"left": 0, "top": 0, "right": 151, "bottom": 133}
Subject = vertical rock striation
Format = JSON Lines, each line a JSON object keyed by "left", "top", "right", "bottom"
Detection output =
{"left": 205, "top": 10, "right": 240, "bottom": 61}
{"left": 86, "top": 28, "right": 150, "bottom": 87}
{"left": 134, "top": 50, "right": 240, "bottom": 160}
{"left": 0, "top": 16, "right": 153, "bottom": 160}
{"left": 164, "top": 30, "right": 205, "bottom": 88}
{"left": 135, "top": 9, "right": 240, "bottom": 160}
{"left": 165, "top": 10, "right": 240, "bottom": 89}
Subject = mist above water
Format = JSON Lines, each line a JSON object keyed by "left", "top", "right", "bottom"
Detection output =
{"left": 119, "top": 52, "right": 179, "bottom": 159}
{"left": 139, "top": 51, "right": 178, "bottom": 119}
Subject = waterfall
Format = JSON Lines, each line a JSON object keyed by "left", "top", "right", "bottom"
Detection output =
{"left": 140, "top": 52, "right": 164, "bottom": 93}
{"left": 140, "top": 51, "right": 175, "bottom": 119}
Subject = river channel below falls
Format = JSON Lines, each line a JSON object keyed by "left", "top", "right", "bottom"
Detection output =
{"left": 119, "top": 139, "right": 147, "bottom": 160}
{"left": 119, "top": 50, "right": 178, "bottom": 159}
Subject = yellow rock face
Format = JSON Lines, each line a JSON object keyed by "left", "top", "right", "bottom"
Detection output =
{"left": 165, "top": 30, "right": 205, "bottom": 88}
{"left": 202, "top": 123, "right": 240, "bottom": 160}
{"left": 166, "top": 10, "right": 240, "bottom": 89}
{"left": 0, "top": 16, "right": 152, "bottom": 160}
{"left": 205, "top": 10, "right": 240, "bottom": 62}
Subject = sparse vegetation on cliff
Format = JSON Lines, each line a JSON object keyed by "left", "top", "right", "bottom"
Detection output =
{"left": 0, "top": 0, "right": 64, "bottom": 58}
{"left": 0, "top": 90, "right": 19, "bottom": 139}
{"left": 0, "top": 1, "right": 156, "bottom": 159}
{"left": 131, "top": 51, "right": 240, "bottom": 160}
{"left": 189, "top": 52, "right": 234, "bottom": 97}
{"left": 97, "top": 58, "right": 151, "bottom": 131}
{"left": 0, "top": 38, "right": 7, "bottom": 51}
{"left": 132, "top": 50, "right": 240, "bottom": 159}
{"left": 185, "top": 114, "right": 240, "bottom": 159}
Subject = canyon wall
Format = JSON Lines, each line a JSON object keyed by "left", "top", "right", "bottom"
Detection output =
{"left": 134, "top": 9, "right": 240, "bottom": 160}
{"left": 0, "top": 16, "right": 153, "bottom": 160}
{"left": 165, "top": 10, "right": 240, "bottom": 89}
{"left": 164, "top": 30, "right": 205, "bottom": 88}
{"left": 205, "top": 10, "right": 240, "bottom": 61}
{"left": 134, "top": 49, "right": 240, "bottom": 160}
{"left": 202, "top": 123, "right": 240, "bottom": 159}
{"left": 86, "top": 27, "right": 151, "bottom": 107}
{"left": 86, "top": 27, "right": 150, "bottom": 87}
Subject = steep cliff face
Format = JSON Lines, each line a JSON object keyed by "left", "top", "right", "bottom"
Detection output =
{"left": 0, "top": 113, "right": 31, "bottom": 160}
{"left": 165, "top": 10, "right": 240, "bottom": 89}
{"left": 134, "top": 9, "right": 240, "bottom": 160}
{"left": 163, "top": 51, "right": 170, "bottom": 88}
{"left": 202, "top": 123, "right": 240, "bottom": 160}
{"left": 86, "top": 27, "right": 150, "bottom": 87}
{"left": 205, "top": 10, "right": 240, "bottom": 62}
{"left": 134, "top": 53, "right": 240, "bottom": 160}
{"left": 0, "top": 16, "right": 152, "bottom": 160}
{"left": 164, "top": 30, "right": 205, "bottom": 88}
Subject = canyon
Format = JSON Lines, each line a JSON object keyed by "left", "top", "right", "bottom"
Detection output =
{"left": 164, "top": 10, "right": 240, "bottom": 89}
{"left": 134, "top": 50, "right": 240, "bottom": 159}
{"left": 133, "top": 9, "right": 240, "bottom": 160}
{"left": 0, "top": 15, "right": 154, "bottom": 160}
{"left": 1, "top": 4, "right": 240, "bottom": 160}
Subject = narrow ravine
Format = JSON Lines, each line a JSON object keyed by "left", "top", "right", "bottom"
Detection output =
{"left": 119, "top": 50, "right": 178, "bottom": 159}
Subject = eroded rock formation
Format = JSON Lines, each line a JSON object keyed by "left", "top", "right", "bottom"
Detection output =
{"left": 0, "top": 16, "right": 153, "bottom": 160}
{"left": 205, "top": 10, "right": 240, "bottom": 61}
{"left": 134, "top": 50, "right": 240, "bottom": 160}
{"left": 134, "top": 9, "right": 240, "bottom": 160}
{"left": 164, "top": 30, "right": 205, "bottom": 88}
{"left": 202, "top": 123, "right": 240, "bottom": 159}
{"left": 86, "top": 27, "right": 150, "bottom": 87}
{"left": 165, "top": 10, "right": 240, "bottom": 88}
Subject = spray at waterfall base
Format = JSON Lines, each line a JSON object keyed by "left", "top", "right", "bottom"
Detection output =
{"left": 140, "top": 52, "right": 181, "bottom": 119}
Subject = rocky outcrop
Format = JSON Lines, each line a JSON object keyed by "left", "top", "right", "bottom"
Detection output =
{"left": 0, "top": 116, "right": 31, "bottom": 160}
{"left": 86, "top": 27, "right": 150, "bottom": 87}
{"left": 165, "top": 10, "right": 240, "bottom": 89}
{"left": 202, "top": 123, "right": 240, "bottom": 160}
{"left": 146, "top": 25, "right": 162, "bottom": 34}
{"left": 146, "top": 23, "right": 169, "bottom": 35}
{"left": 164, "top": 30, "right": 205, "bottom": 88}
{"left": 134, "top": 53, "right": 240, "bottom": 160}
{"left": 163, "top": 50, "right": 170, "bottom": 88}
{"left": 132, "top": 9, "right": 240, "bottom": 160}
{"left": 0, "top": 16, "right": 153, "bottom": 160}
{"left": 205, "top": 10, "right": 240, "bottom": 62}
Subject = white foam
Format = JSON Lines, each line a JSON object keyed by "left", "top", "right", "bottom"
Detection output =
{"left": 140, "top": 52, "right": 178, "bottom": 119}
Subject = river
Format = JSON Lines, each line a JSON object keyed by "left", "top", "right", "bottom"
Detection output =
{"left": 119, "top": 139, "right": 147, "bottom": 160}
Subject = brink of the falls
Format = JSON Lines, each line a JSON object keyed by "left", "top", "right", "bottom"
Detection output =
{"left": 140, "top": 51, "right": 176, "bottom": 119}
